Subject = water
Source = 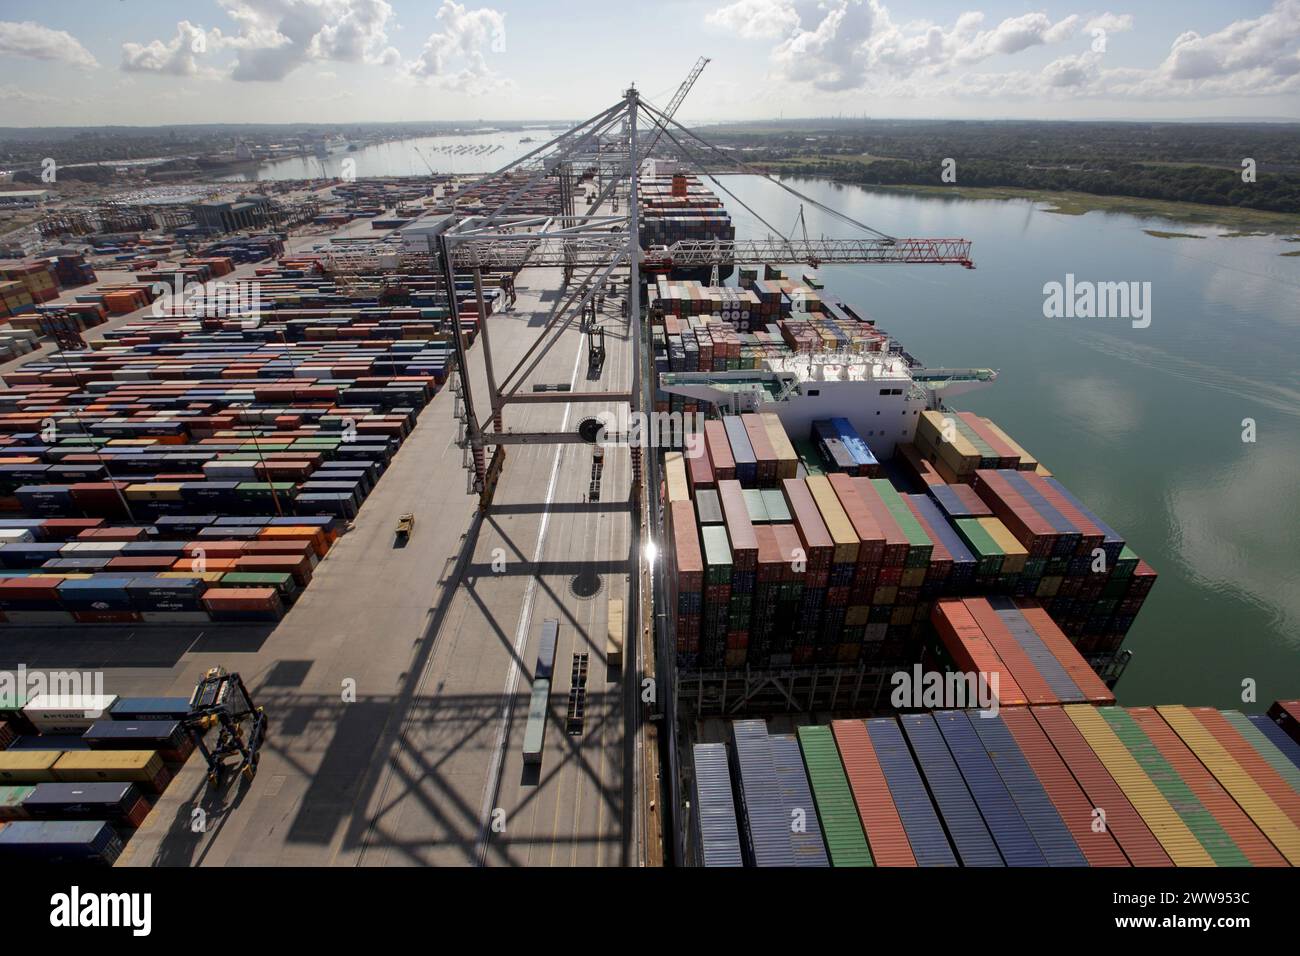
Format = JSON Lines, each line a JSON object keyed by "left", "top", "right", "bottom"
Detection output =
{"left": 219, "top": 128, "right": 562, "bottom": 182}
{"left": 720, "top": 174, "right": 1300, "bottom": 708}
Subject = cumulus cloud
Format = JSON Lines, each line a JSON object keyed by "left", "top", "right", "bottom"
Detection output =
{"left": 121, "top": 21, "right": 216, "bottom": 76}
{"left": 0, "top": 20, "right": 98, "bottom": 68}
{"left": 406, "top": 1, "right": 511, "bottom": 94}
{"left": 705, "top": 0, "right": 801, "bottom": 41}
{"left": 118, "top": 0, "right": 400, "bottom": 81}
{"left": 706, "top": 0, "right": 1300, "bottom": 101}
{"left": 708, "top": 0, "right": 1084, "bottom": 90}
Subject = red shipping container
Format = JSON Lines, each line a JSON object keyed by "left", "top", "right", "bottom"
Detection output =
{"left": 717, "top": 480, "right": 757, "bottom": 571}
{"left": 684, "top": 432, "right": 714, "bottom": 490}
{"left": 1188, "top": 707, "right": 1300, "bottom": 827}
{"left": 827, "top": 473, "right": 884, "bottom": 566}
{"left": 1030, "top": 706, "right": 1171, "bottom": 866}
{"left": 962, "top": 597, "right": 1059, "bottom": 706}
{"left": 1000, "top": 707, "right": 1129, "bottom": 867}
{"left": 930, "top": 599, "right": 1028, "bottom": 707}
{"left": 780, "top": 478, "right": 832, "bottom": 572}
{"left": 703, "top": 420, "right": 734, "bottom": 481}
{"left": 832, "top": 719, "right": 916, "bottom": 866}
{"left": 849, "top": 478, "right": 909, "bottom": 566}
{"left": 1126, "top": 707, "right": 1286, "bottom": 867}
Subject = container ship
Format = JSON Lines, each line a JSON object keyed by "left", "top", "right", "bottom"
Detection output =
{"left": 639, "top": 164, "right": 734, "bottom": 283}
{"left": 651, "top": 263, "right": 1148, "bottom": 686}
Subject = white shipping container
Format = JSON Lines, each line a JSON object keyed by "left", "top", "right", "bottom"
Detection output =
{"left": 23, "top": 693, "right": 119, "bottom": 735}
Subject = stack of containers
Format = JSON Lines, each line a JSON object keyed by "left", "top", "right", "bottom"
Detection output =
{"left": 718, "top": 480, "right": 757, "bottom": 668}
{"left": 781, "top": 478, "right": 831, "bottom": 665}
{"left": 671, "top": 499, "right": 703, "bottom": 668}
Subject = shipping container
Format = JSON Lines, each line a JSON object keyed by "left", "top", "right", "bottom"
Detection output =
{"left": 1128, "top": 708, "right": 1285, "bottom": 866}
{"left": 1220, "top": 710, "right": 1300, "bottom": 787}
{"left": 0, "top": 819, "right": 123, "bottom": 864}
{"left": 729, "top": 720, "right": 796, "bottom": 866}
{"left": 22, "top": 781, "right": 150, "bottom": 827}
{"left": 1030, "top": 706, "right": 1171, "bottom": 865}
{"left": 1098, "top": 708, "right": 1250, "bottom": 866}
{"left": 769, "top": 733, "right": 830, "bottom": 867}
{"left": 898, "top": 713, "right": 1004, "bottom": 866}
{"left": 933, "top": 710, "right": 1046, "bottom": 866}
{"left": 692, "top": 742, "right": 743, "bottom": 867}
{"left": 1063, "top": 705, "right": 1213, "bottom": 866}
{"left": 967, "top": 713, "right": 1087, "bottom": 866}
{"left": 832, "top": 719, "right": 915, "bottom": 866}
{"left": 865, "top": 717, "right": 957, "bottom": 866}
{"left": 999, "top": 708, "right": 1129, "bottom": 866}
{"left": 1247, "top": 714, "right": 1300, "bottom": 771}
{"left": 51, "top": 749, "right": 170, "bottom": 793}
{"left": 21, "top": 694, "right": 118, "bottom": 736}
{"left": 1156, "top": 705, "right": 1300, "bottom": 865}
{"left": 796, "top": 724, "right": 872, "bottom": 866}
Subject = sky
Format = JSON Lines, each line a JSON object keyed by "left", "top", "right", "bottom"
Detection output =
{"left": 0, "top": 0, "right": 1297, "bottom": 127}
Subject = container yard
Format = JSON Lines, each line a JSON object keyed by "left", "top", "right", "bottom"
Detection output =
{"left": 0, "top": 49, "right": 1292, "bottom": 938}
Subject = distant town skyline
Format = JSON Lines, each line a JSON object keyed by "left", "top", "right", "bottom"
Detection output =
{"left": 0, "top": 0, "right": 1296, "bottom": 127}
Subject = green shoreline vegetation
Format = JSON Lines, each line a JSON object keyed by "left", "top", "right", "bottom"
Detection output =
{"left": 772, "top": 176, "right": 1300, "bottom": 237}
{"left": 860, "top": 183, "right": 1299, "bottom": 236}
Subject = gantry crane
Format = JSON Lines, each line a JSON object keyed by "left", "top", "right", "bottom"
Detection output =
{"left": 325, "top": 68, "right": 974, "bottom": 498}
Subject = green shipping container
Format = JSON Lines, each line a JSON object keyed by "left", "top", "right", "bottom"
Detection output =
{"left": 0, "top": 784, "right": 34, "bottom": 820}
{"left": 760, "top": 488, "right": 791, "bottom": 524}
{"left": 797, "top": 725, "right": 873, "bottom": 867}
{"left": 742, "top": 489, "right": 770, "bottom": 525}
{"left": 955, "top": 518, "right": 1004, "bottom": 575}
{"left": 220, "top": 571, "right": 300, "bottom": 602}
{"left": 1099, "top": 708, "right": 1250, "bottom": 866}
{"left": 868, "top": 479, "right": 933, "bottom": 567}
{"left": 702, "top": 525, "right": 733, "bottom": 586}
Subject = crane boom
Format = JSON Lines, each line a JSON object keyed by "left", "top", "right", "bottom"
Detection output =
{"left": 642, "top": 56, "right": 709, "bottom": 160}
{"left": 326, "top": 235, "right": 971, "bottom": 273}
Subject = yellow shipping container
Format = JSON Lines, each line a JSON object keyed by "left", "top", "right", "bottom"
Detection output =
{"left": 664, "top": 451, "right": 690, "bottom": 502}
{"left": 979, "top": 417, "right": 1039, "bottom": 471}
{"left": 125, "top": 483, "right": 184, "bottom": 502}
{"left": 760, "top": 413, "right": 799, "bottom": 480}
{"left": 53, "top": 751, "right": 165, "bottom": 788}
{"left": 917, "top": 411, "right": 981, "bottom": 476}
{"left": 978, "top": 517, "right": 1029, "bottom": 573}
{"left": 1067, "top": 706, "right": 1214, "bottom": 867}
{"left": 804, "top": 475, "right": 859, "bottom": 565}
{"left": 0, "top": 751, "right": 61, "bottom": 783}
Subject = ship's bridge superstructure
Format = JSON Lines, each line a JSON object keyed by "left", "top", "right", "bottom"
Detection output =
{"left": 657, "top": 347, "right": 997, "bottom": 460}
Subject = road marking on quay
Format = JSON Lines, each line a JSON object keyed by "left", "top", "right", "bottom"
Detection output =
{"left": 474, "top": 321, "right": 587, "bottom": 865}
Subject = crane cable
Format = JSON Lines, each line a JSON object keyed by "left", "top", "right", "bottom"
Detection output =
{"left": 639, "top": 99, "right": 896, "bottom": 242}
